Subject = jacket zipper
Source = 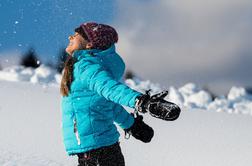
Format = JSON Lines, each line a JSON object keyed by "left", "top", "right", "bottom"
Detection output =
{"left": 73, "top": 118, "right": 81, "bottom": 145}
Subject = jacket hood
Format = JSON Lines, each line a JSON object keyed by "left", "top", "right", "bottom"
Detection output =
{"left": 72, "top": 44, "right": 125, "bottom": 81}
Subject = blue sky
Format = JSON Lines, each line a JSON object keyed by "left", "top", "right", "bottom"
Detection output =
{"left": 0, "top": 0, "right": 116, "bottom": 63}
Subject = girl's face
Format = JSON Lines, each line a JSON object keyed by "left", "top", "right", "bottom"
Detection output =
{"left": 66, "top": 32, "right": 90, "bottom": 55}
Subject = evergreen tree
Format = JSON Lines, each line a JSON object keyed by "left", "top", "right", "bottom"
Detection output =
{"left": 56, "top": 48, "right": 68, "bottom": 73}
{"left": 20, "top": 48, "right": 40, "bottom": 68}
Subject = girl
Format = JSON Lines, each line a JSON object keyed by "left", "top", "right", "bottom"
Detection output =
{"left": 60, "top": 22, "right": 180, "bottom": 166}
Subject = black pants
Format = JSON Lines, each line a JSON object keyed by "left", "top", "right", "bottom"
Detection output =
{"left": 77, "top": 142, "right": 125, "bottom": 166}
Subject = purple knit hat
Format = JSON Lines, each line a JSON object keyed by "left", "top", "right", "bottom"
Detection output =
{"left": 75, "top": 22, "right": 118, "bottom": 50}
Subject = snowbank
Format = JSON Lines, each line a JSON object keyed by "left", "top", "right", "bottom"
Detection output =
{"left": 1, "top": 65, "right": 252, "bottom": 116}
{"left": 125, "top": 81, "right": 252, "bottom": 116}
{"left": 0, "top": 65, "right": 61, "bottom": 85}
{"left": 0, "top": 80, "right": 252, "bottom": 166}
{"left": 0, "top": 66, "right": 252, "bottom": 166}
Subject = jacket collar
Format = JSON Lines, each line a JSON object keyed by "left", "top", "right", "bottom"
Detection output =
{"left": 72, "top": 45, "right": 116, "bottom": 61}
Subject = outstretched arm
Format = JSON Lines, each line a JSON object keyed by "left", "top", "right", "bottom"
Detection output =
{"left": 78, "top": 57, "right": 181, "bottom": 121}
{"left": 78, "top": 57, "right": 142, "bottom": 108}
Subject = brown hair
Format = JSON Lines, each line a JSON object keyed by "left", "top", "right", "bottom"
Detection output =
{"left": 60, "top": 27, "right": 89, "bottom": 97}
{"left": 60, "top": 55, "right": 75, "bottom": 96}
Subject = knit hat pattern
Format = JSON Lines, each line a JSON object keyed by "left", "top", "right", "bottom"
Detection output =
{"left": 80, "top": 22, "right": 118, "bottom": 50}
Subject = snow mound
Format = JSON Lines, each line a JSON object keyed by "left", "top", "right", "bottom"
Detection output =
{"left": 126, "top": 80, "right": 252, "bottom": 116}
{"left": 0, "top": 65, "right": 61, "bottom": 85}
{"left": 1, "top": 65, "right": 252, "bottom": 116}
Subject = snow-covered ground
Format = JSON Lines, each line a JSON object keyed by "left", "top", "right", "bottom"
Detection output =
{"left": 0, "top": 65, "right": 252, "bottom": 166}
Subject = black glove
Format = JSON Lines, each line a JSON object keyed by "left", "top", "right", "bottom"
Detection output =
{"left": 135, "top": 90, "right": 181, "bottom": 121}
{"left": 124, "top": 113, "right": 154, "bottom": 143}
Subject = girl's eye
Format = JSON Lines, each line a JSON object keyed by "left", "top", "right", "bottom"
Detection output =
{"left": 69, "top": 33, "right": 78, "bottom": 39}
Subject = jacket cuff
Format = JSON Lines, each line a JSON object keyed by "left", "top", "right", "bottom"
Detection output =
{"left": 128, "top": 93, "right": 142, "bottom": 108}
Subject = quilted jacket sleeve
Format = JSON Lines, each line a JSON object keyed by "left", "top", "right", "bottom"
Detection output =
{"left": 78, "top": 57, "right": 142, "bottom": 108}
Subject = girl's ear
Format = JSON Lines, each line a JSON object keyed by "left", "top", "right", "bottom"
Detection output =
{"left": 86, "top": 42, "right": 93, "bottom": 49}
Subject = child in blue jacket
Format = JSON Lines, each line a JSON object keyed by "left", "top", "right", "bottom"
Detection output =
{"left": 60, "top": 22, "right": 180, "bottom": 166}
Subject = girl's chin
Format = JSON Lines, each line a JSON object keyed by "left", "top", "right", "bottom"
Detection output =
{"left": 65, "top": 47, "right": 73, "bottom": 55}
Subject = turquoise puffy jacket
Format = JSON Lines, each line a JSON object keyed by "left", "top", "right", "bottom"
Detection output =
{"left": 61, "top": 45, "right": 142, "bottom": 155}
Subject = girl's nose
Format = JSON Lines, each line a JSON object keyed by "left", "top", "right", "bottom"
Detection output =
{"left": 68, "top": 35, "right": 73, "bottom": 40}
